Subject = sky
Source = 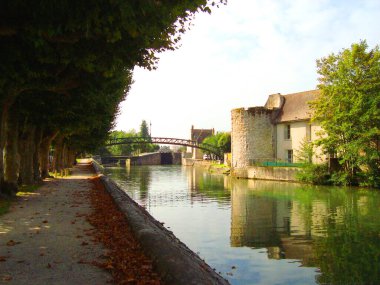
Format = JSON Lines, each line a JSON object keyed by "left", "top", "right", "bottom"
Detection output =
{"left": 115, "top": 0, "right": 380, "bottom": 139}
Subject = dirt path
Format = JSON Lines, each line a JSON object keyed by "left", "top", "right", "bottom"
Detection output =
{"left": 0, "top": 163, "right": 111, "bottom": 284}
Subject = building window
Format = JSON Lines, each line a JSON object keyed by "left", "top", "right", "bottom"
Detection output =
{"left": 284, "top": 124, "right": 291, "bottom": 140}
{"left": 287, "top": 149, "right": 293, "bottom": 163}
{"left": 307, "top": 124, "right": 312, "bottom": 141}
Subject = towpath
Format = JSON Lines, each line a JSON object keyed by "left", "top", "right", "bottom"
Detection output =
{"left": 0, "top": 162, "right": 160, "bottom": 284}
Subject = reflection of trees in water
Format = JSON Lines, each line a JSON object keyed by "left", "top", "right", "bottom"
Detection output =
{"left": 186, "top": 166, "right": 230, "bottom": 203}
{"left": 314, "top": 226, "right": 380, "bottom": 285}
{"left": 313, "top": 193, "right": 380, "bottom": 285}
{"left": 230, "top": 179, "right": 380, "bottom": 283}
{"left": 134, "top": 167, "right": 150, "bottom": 202}
{"left": 104, "top": 166, "right": 151, "bottom": 204}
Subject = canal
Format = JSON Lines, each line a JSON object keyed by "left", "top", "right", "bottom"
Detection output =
{"left": 104, "top": 165, "right": 380, "bottom": 285}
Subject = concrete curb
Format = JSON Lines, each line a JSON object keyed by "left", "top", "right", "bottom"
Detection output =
{"left": 91, "top": 160, "right": 230, "bottom": 285}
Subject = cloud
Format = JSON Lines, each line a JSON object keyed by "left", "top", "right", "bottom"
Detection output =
{"left": 116, "top": 0, "right": 380, "bottom": 139}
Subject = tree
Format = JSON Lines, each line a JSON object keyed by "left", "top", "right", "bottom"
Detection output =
{"left": 311, "top": 40, "right": 380, "bottom": 186}
{"left": 139, "top": 120, "right": 150, "bottom": 138}
{"left": 0, "top": 1, "right": 226, "bottom": 195}
{"left": 105, "top": 130, "right": 139, "bottom": 156}
{"left": 202, "top": 132, "right": 231, "bottom": 158}
{"left": 138, "top": 120, "right": 159, "bottom": 153}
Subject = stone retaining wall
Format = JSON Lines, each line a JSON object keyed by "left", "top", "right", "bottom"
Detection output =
{"left": 91, "top": 160, "right": 229, "bottom": 285}
{"left": 231, "top": 166, "right": 300, "bottom": 181}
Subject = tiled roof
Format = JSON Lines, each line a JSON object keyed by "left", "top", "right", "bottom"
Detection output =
{"left": 276, "top": 89, "right": 319, "bottom": 123}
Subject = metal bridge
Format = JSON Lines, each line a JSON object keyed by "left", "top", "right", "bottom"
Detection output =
{"left": 105, "top": 137, "right": 223, "bottom": 159}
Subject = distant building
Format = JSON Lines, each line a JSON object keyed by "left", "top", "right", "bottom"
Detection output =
{"left": 190, "top": 125, "right": 214, "bottom": 159}
{"left": 231, "top": 90, "right": 325, "bottom": 168}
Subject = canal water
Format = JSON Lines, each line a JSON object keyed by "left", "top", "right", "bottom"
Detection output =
{"left": 104, "top": 165, "right": 380, "bottom": 285}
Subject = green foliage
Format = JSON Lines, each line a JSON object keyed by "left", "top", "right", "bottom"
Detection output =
{"left": 104, "top": 122, "right": 159, "bottom": 156}
{"left": 1, "top": 1, "right": 226, "bottom": 149}
{"left": 18, "top": 184, "right": 40, "bottom": 193}
{"left": 202, "top": 132, "right": 231, "bottom": 154}
{"left": 329, "top": 171, "right": 353, "bottom": 186}
{"left": 311, "top": 40, "right": 380, "bottom": 187}
{"left": 0, "top": 0, "right": 227, "bottom": 193}
{"left": 296, "top": 163, "right": 331, "bottom": 185}
{"left": 139, "top": 120, "right": 150, "bottom": 138}
{"left": 295, "top": 137, "right": 314, "bottom": 163}
{"left": 0, "top": 199, "right": 11, "bottom": 216}
{"left": 138, "top": 120, "right": 159, "bottom": 153}
{"left": 105, "top": 130, "right": 138, "bottom": 156}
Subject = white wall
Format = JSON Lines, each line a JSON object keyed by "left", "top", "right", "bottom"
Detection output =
{"left": 276, "top": 121, "right": 326, "bottom": 163}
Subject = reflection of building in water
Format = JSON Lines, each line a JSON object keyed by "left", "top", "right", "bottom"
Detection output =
{"left": 186, "top": 166, "right": 207, "bottom": 201}
{"left": 186, "top": 166, "right": 230, "bottom": 204}
{"left": 230, "top": 179, "right": 325, "bottom": 266}
{"left": 231, "top": 180, "right": 291, "bottom": 248}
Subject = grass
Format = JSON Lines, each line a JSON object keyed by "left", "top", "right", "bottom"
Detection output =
{"left": 0, "top": 199, "right": 11, "bottom": 216}
{"left": 0, "top": 184, "right": 41, "bottom": 216}
{"left": 211, "top": 163, "right": 229, "bottom": 169}
{"left": 18, "top": 184, "right": 40, "bottom": 193}
{"left": 16, "top": 184, "right": 41, "bottom": 197}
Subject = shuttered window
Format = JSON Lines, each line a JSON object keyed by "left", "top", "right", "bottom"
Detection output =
{"left": 284, "top": 124, "right": 291, "bottom": 140}
{"left": 287, "top": 149, "right": 293, "bottom": 163}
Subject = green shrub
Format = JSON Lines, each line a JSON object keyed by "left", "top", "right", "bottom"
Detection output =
{"left": 357, "top": 168, "right": 380, "bottom": 188}
{"left": 296, "top": 163, "right": 331, "bottom": 185}
{"left": 329, "top": 171, "right": 353, "bottom": 186}
{"left": 0, "top": 199, "right": 11, "bottom": 216}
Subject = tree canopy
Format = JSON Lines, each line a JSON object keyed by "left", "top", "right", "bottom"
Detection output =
{"left": 311, "top": 40, "right": 380, "bottom": 187}
{"left": 202, "top": 132, "right": 231, "bottom": 156}
{"left": 0, "top": 0, "right": 226, "bottom": 194}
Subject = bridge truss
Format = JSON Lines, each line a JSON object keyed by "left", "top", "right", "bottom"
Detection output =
{"left": 105, "top": 137, "right": 223, "bottom": 159}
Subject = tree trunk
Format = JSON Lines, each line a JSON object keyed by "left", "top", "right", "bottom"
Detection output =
{"left": 62, "top": 143, "right": 67, "bottom": 169}
{"left": 39, "top": 130, "right": 58, "bottom": 179}
{"left": 18, "top": 124, "right": 36, "bottom": 185}
{"left": 33, "top": 127, "right": 43, "bottom": 181}
{"left": 52, "top": 134, "right": 64, "bottom": 174}
{"left": 0, "top": 107, "right": 7, "bottom": 193}
{"left": 0, "top": 97, "right": 15, "bottom": 195}
{"left": 4, "top": 109, "right": 20, "bottom": 194}
{"left": 68, "top": 149, "right": 77, "bottom": 167}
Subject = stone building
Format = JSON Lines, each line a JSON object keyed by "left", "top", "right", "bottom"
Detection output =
{"left": 231, "top": 89, "right": 323, "bottom": 168}
{"left": 190, "top": 125, "right": 214, "bottom": 159}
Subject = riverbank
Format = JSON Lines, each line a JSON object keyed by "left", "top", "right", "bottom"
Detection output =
{"left": 0, "top": 162, "right": 160, "bottom": 284}
{"left": 93, "top": 160, "right": 230, "bottom": 285}
{"left": 182, "top": 158, "right": 230, "bottom": 175}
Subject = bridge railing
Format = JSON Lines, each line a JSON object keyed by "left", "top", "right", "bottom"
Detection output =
{"left": 104, "top": 137, "right": 223, "bottom": 159}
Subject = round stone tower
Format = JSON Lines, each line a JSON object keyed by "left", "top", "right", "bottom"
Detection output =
{"left": 231, "top": 107, "right": 275, "bottom": 168}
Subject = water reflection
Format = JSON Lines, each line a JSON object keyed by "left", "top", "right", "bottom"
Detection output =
{"left": 230, "top": 179, "right": 380, "bottom": 284}
{"left": 186, "top": 166, "right": 231, "bottom": 205}
{"left": 105, "top": 166, "right": 380, "bottom": 285}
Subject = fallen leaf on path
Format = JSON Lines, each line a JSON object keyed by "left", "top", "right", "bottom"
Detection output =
{"left": 87, "top": 176, "right": 161, "bottom": 284}
{"left": 1, "top": 275, "right": 12, "bottom": 281}
{"left": 78, "top": 259, "right": 90, "bottom": 264}
{"left": 6, "top": 240, "right": 21, "bottom": 246}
